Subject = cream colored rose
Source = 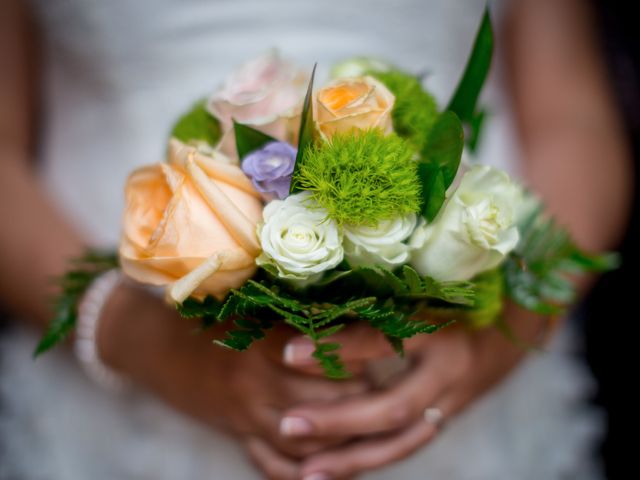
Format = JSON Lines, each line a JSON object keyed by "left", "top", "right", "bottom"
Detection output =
{"left": 315, "top": 76, "right": 395, "bottom": 139}
{"left": 208, "top": 50, "right": 308, "bottom": 156}
{"left": 410, "top": 165, "right": 522, "bottom": 281}
{"left": 257, "top": 192, "right": 343, "bottom": 283}
{"left": 119, "top": 139, "right": 263, "bottom": 302}
{"left": 343, "top": 214, "right": 417, "bottom": 268}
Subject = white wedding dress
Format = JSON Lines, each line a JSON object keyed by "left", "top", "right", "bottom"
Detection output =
{"left": 0, "top": 0, "right": 604, "bottom": 478}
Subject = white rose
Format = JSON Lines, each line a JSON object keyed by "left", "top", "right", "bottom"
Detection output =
{"left": 344, "top": 214, "right": 417, "bottom": 268}
{"left": 410, "top": 165, "right": 522, "bottom": 281}
{"left": 257, "top": 192, "right": 344, "bottom": 282}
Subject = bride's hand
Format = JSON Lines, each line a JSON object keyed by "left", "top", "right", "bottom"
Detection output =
{"left": 96, "top": 284, "right": 369, "bottom": 479}
{"left": 276, "top": 304, "right": 550, "bottom": 479}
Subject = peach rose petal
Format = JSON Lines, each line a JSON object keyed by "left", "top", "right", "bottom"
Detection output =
{"left": 168, "top": 139, "right": 260, "bottom": 198}
{"left": 168, "top": 248, "right": 257, "bottom": 303}
{"left": 169, "top": 253, "right": 223, "bottom": 304}
{"left": 315, "top": 76, "right": 395, "bottom": 139}
{"left": 186, "top": 158, "right": 261, "bottom": 256}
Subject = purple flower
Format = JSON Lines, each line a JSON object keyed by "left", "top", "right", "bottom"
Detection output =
{"left": 241, "top": 141, "right": 297, "bottom": 200}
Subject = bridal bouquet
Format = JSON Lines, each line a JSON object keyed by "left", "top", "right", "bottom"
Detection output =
{"left": 37, "top": 11, "right": 615, "bottom": 377}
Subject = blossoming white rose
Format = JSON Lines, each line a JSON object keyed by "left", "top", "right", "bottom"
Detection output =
{"left": 410, "top": 165, "right": 522, "bottom": 281}
{"left": 257, "top": 192, "right": 344, "bottom": 282}
{"left": 344, "top": 214, "right": 417, "bottom": 268}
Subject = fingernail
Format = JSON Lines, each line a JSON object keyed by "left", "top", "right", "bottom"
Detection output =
{"left": 283, "top": 338, "right": 315, "bottom": 365}
{"left": 302, "top": 473, "right": 331, "bottom": 480}
{"left": 280, "top": 416, "right": 314, "bottom": 436}
{"left": 424, "top": 407, "right": 444, "bottom": 426}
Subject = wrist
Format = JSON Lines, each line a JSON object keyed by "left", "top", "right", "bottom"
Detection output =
{"left": 96, "top": 283, "right": 166, "bottom": 379}
{"left": 95, "top": 279, "right": 198, "bottom": 394}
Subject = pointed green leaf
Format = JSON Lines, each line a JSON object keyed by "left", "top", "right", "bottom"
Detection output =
{"left": 418, "top": 163, "right": 446, "bottom": 222}
{"left": 402, "top": 265, "right": 423, "bottom": 295}
{"left": 421, "top": 111, "right": 464, "bottom": 188}
{"left": 290, "top": 63, "right": 317, "bottom": 194}
{"left": 467, "top": 109, "right": 487, "bottom": 152}
{"left": 447, "top": 7, "right": 493, "bottom": 124}
{"left": 233, "top": 121, "right": 277, "bottom": 161}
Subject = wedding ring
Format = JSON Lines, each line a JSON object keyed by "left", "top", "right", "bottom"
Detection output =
{"left": 424, "top": 407, "right": 444, "bottom": 427}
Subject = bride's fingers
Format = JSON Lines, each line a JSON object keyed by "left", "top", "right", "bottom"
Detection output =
{"left": 244, "top": 436, "right": 299, "bottom": 480}
{"left": 279, "top": 348, "right": 464, "bottom": 438}
{"left": 283, "top": 323, "right": 395, "bottom": 371}
{"left": 299, "top": 418, "right": 440, "bottom": 480}
{"left": 258, "top": 405, "right": 352, "bottom": 458}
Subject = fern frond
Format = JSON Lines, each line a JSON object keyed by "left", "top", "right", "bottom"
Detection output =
{"left": 504, "top": 201, "right": 619, "bottom": 314}
{"left": 35, "top": 250, "right": 119, "bottom": 356}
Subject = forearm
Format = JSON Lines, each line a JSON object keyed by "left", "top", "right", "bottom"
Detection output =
{"left": 0, "top": 0, "right": 86, "bottom": 327}
{"left": 505, "top": 0, "right": 633, "bottom": 258}
{"left": 0, "top": 152, "right": 85, "bottom": 326}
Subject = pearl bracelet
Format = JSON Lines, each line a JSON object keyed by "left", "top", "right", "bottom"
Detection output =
{"left": 74, "top": 269, "right": 129, "bottom": 392}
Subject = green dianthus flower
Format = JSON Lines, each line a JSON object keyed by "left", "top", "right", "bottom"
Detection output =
{"left": 294, "top": 129, "right": 421, "bottom": 226}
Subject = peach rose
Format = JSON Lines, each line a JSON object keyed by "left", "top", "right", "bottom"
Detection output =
{"left": 119, "top": 139, "right": 263, "bottom": 302}
{"left": 315, "top": 76, "right": 395, "bottom": 139}
{"left": 208, "top": 51, "right": 308, "bottom": 156}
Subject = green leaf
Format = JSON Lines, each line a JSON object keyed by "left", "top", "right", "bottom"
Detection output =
{"left": 353, "top": 266, "right": 406, "bottom": 297}
{"left": 311, "top": 297, "right": 376, "bottom": 328}
{"left": 419, "top": 277, "right": 476, "bottom": 306}
{"left": 385, "top": 335, "right": 406, "bottom": 356}
{"left": 290, "top": 63, "right": 317, "bottom": 194}
{"left": 245, "top": 281, "right": 309, "bottom": 313}
{"left": 418, "top": 163, "right": 446, "bottom": 222}
{"left": 215, "top": 316, "right": 274, "bottom": 351}
{"left": 171, "top": 100, "right": 221, "bottom": 146}
{"left": 316, "top": 324, "right": 346, "bottom": 339}
{"left": 350, "top": 265, "right": 475, "bottom": 306}
{"left": 312, "top": 341, "right": 349, "bottom": 379}
{"left": 402, "top": 265, "right": 423, "bottom": 295}
{"left": 420, "top": 111, "right": 464, "bottom": 188}
{"left": 233, "top": 121, "right": 277, "bottom": 161}
{"left": 34, "top": 296, "right": 77, "bottom": 356}
{"left": 217, "top": 285, "right": 266, "bottom": 320}
{"left": 447, "top": 7, "right": 493, "bottom": 125}
{"left": 34, "top": 250, "right": 119, "bottom": 356}
{"left": 356, "top": 302, "right": 453, "bottom": 340}
{"left": 467, "top": 109, "right": 487, "bottom": 153}
{"left": 177, "top": 296, "right": 222, "bottom": 319}
{"left": 503, "top": 200, "right": 619, "bottom": 314}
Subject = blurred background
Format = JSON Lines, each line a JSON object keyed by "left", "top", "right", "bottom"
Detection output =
{"left": 581, "top": 1, "right": 639, "bottom": 477}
